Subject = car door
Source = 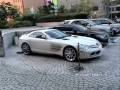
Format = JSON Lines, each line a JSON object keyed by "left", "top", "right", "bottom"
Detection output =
{"left": 73, "top": 27, "right": 89, "bottom": 36}
{"left": 29, "top": 32, "right": 50, "bottom": 54}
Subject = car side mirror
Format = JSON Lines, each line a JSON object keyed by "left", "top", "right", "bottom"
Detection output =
{"left": 42, "top": 35, "right": 47, "bottom": 39}
{"left": 86, "top": 25, "right": 91, "bottom": 29}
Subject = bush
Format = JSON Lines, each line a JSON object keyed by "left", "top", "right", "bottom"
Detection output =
{"left": 37, "top": 13, "right": 89, "bottom": 22}
{"left": 12, "top": 20, "right": 33, "bottom": 28}
{"left": 22, "top": 14, "right": 37, "bottom": 26}
{"left": 0, "top": 20, "right": 9, "bottom": 29}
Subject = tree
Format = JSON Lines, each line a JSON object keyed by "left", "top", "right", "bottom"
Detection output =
{"left": 0, "top": 2, "right": 19, "bottom": 20}
{"left": 48, "top": 1, "right": 55, "bottom": 14}
{"left": 58, "top": 5, "right": 65, "bottom": 13}
{"left": 79, "top": 0, "right": 92, "bottom": 14}
{"left": 37, "top": 1, "right": 55, "bottom": 15}
{"left": 0, "top": 4, "right": 7, "bottom": 20}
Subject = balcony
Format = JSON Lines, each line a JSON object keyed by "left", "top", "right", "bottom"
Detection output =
{"left": 109, "top": 4, "right": 120, "bottom": 14}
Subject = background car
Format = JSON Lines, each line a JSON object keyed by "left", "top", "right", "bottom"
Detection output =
{"left": 64, "top": 19, "right": 112, "bottom": 36}
{"left": 92, "top": 18, "right": 120, "bottom": 35}
{"left": 52, "top": 24, "right": 109, "bottom": 47}
{"left": 19, "top": 29, "right": 103, "bottom": 62}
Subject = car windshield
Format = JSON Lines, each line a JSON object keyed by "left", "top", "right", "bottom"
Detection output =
{"left": 86, "top": 20, "right": 97, "bottom": 25}
{"left": 92, "top": 19, "right": 116, "bottom": 25}
{"left": 107, "top": 19, "right": 116, "bottom": 24}
{"left": 45, "top": 30, "right": 69, "bottom": 39}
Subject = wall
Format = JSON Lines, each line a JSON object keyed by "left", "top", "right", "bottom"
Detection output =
{"left": 3, "top": 32, "right": 15, "bottom": 50}
{"left": 23, "top": 0, "right": 44, "bottom": 13}
{"left": 59, "top": 0, "right": 80, "bottom": 9}
{"left": 0, "top": 0, "right": 24, "bottom": 14}
{"left": 2, "top": 28, "right": 42, "bottom": 50}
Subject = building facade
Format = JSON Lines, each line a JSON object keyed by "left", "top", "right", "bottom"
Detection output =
{"left": 0, "top": 0, "right": 24, "bottom": 14}
{"left": 23, "top": 0, "right": 44, "bottom": 14}
{"left": 0, "top": 0, "right": 44, "bottom": 14}
{"left": 109, "top": 0, "right": 120, "bottom": 18}
{"left": 59, "top": 0, "right": 80, "bottom": 9}
{"left": 0, "top": 0, "right": 110, "bottom": 16}
{"left": 58, "top": 0, "right": 106, "bottom": 17}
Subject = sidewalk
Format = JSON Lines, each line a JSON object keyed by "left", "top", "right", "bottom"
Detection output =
{"left": 1, "top": 26, "right": 43, "bottom": 34}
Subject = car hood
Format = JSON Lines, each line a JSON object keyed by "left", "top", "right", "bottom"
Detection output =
{"left": 110, "top": 23, "right": 120, "bottom": 28}
{"left": 89, "top": 29, "right": 106, "bottom": 34}
{"left": 51, "top": 35, "right": 100, "bottom": 47}
{"left": 98, "top": 23, "right": 120, "bottom": 27}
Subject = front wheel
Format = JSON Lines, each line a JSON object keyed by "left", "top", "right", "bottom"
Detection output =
{"left": 63, "top": 46, "right": 77, "bottom": 62}
{"left": 21, "top": 43, "right": 31, "bottom": 55}
{"left": 110, "top": 30, "right": 116, "bottom": 36}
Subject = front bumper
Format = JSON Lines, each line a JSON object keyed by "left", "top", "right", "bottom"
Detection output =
{"left": 79, "top": 47, "right": 103, "bottom": 59}
{"left": 111, "top": 27, "right": 120, "bottom": 34}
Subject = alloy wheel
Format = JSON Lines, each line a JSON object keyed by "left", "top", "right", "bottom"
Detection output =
{"left": 64, "top": 47, "right": 77, "bottom": 62}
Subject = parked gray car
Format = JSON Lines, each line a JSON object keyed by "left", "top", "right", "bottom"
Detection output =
{"left": 92, "top": 18, "right": 120, "bottom": 35}
{"left": 64, "top": 19, "right": 112, "bottom": 36}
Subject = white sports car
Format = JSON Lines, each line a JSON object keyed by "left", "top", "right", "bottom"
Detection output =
{"left": 19, "top": 29, "right": 103, "bottom": 62}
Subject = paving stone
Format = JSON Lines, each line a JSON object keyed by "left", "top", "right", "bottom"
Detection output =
{"left": 0, "top": 35, "right": 120, "bottom": 90}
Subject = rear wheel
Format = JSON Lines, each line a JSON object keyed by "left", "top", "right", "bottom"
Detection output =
{"left": 63, "top": 46, "right": 77, "bottom": 62}
{"left": 111, "top": 30, "right": 116, "bottom": 36}
{"left": 21, "top": 43, "right": 31, "bottom": 55}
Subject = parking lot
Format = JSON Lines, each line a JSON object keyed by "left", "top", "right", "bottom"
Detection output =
{"left": 0, "top": 34, "right": 119, "bottom": 90}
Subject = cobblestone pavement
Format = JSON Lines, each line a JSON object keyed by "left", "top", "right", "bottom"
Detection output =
{"left": 0, "top": 36, "right": 120, "bottom": 90}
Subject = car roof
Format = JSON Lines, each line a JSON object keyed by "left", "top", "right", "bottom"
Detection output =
{"left": 64, "top": 19, "right": 95, "bottom": 24}
{"left": 92, "top": 18, "right": 109, "bottom": 20}
{"left": 54, "top": 24, "right": 84, "bottom": 28}
{"left": 64, "top": 19, "right": 89, "bottom": 22}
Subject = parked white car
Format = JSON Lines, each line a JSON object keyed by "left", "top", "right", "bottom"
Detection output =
{"left": 64, "top": 19, "right": 111, "bottom": 35}
{"left": 19, "top": 29, "right": 103, "bottom": 62}
{"left": 92, "top": 18, "right": 120, "bottom": 35}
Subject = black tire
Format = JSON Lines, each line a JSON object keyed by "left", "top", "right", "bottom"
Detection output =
{"left": 102, "top": 42, "right": 108, "bottom": 47}
{"left": 63, "top": 46, "right": 77, "bottom": 62}
{"left": 113, "top": 31, "right": 117, "bottom": 36}
{"left": 111, "top": 30, "right": 116, "bottom": 36}
{"left": 21, "top": 43, "right": 31, "bottom": 55}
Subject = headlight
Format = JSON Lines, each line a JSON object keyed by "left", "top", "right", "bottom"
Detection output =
{"left": 79, "top": 44, "right": 89, "bottom": 51}
{"left": 79, "top": 44, "right": 100, "bottom": 51}
{"left": 96, "top": 34, "right": 105, "bottom": 39}
{"left": 97, "top": 34, "right": 109, "bottom": 39}
{"left": 111, "top": 27, "right": 119, "bottom": 32}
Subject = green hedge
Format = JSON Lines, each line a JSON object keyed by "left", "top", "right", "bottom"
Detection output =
{"left": 12, "top": 21, "right": 33, "bottom": 28}
{"left": 37, "top": 13, "right": 89, "bottom": 22}
{"left": 0, "top": 20, "right": 9, "bottom": 29}
{"left": 21, "top": 14, "right": 36, "bottom": 26}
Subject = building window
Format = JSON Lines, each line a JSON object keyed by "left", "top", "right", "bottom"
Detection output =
{"left": 92, "top": 6, "right": 99, "bottom": 11}
{"left": 112, "top": 7, "right": 114, "bottom": 11}
{"left": 116, "top": 6, "right": 120, "bottom": 11}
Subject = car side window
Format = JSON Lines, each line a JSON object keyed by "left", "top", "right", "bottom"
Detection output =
{"left": 72, "top": 21, "right": 81, "bottom": 25}
{"left": 100, "top": 20, "right": 112, "bottom": 24}
{"left": 30, "top": 32, "right": 46, "bottom": 39}
{"left": 79, "top": 20, "right": 89, "bottom": 26}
